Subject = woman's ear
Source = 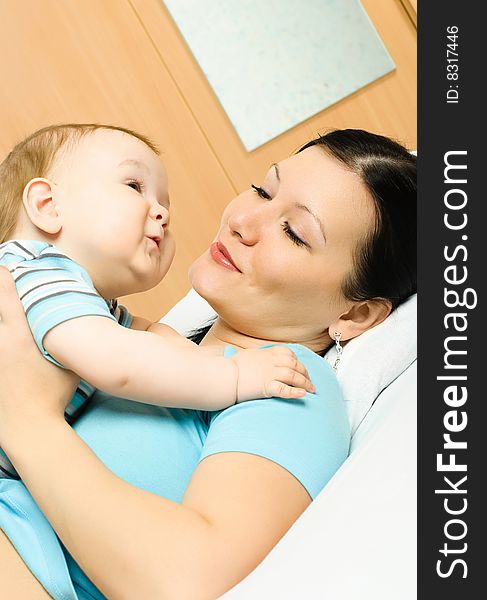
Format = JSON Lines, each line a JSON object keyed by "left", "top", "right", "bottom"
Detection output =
{"left": 22, "top": 178, "right": 62, "bottom": 235}
{"left": 328, "top": 299, "right": 392, "bottom": 341}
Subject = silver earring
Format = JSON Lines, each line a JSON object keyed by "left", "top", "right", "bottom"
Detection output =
{"left": 333, "top": 331, "right": 343, "bottom": 371}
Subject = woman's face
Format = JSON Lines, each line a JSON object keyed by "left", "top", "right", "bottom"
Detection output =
{"left": 189, "top": 146, "right": 376, "bottom": 347}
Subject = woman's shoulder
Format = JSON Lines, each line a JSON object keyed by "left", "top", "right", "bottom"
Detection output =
{"left": 224, "top": 342, "right": 337, "bottom": 391}
{"left": 284, "top": 342, "right": 330, "bottom": 365}
{"left": 207, "top": 343, "right": 348, "bottom": 500}
{"left": 224, "top": 342, "right": 328, "bottom": 364}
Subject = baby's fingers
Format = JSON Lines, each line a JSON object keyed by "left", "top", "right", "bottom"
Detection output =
{"left": 275, "top": 366, "right": 315, "bottom": 394}
{"left": 270, "top": 346, "right": 311, "bottom": 382}
{"left": 265, "top": 381, "right": 307, "bottom": 400}
{"left": 265, "top": 365, "right": 315, "bottom": 398}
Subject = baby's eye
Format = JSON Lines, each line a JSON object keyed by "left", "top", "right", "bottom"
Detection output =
{"left": 127, "top": 179, "right": 144, "bottom": 193}
{"left": 251, "top": 184, "right": 271, "bottom": 200}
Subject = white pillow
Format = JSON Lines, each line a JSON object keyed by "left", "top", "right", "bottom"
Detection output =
{"left": 160, "top": 290, "right": 417, "bottom": 434}
{"left": 160, "top": 288, "right": 217, "bottom": 336}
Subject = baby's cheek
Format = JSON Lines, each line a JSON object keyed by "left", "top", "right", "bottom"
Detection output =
{"left": 160, "top": 235, "right": 176, "bottom": 268}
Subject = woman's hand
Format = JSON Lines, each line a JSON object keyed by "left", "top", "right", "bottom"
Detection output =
{"left": 0, "top": 267, "right": 78, "bottom": 446}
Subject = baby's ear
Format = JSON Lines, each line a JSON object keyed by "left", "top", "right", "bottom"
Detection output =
{"left": 328, "top": 299, "right": 392, "bottom": 342}
{"left": 22, "top": 178, "right": 62, "bottom": 235}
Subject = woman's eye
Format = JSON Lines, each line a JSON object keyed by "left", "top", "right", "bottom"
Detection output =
{"left": 127, "top": 179, "right": 144, "bottom": 193}
{"left": 251, "top": 184, "right": 271, "bottom": 200}
{"left": 282, "top": 222, "right": 308, "bottom": 248}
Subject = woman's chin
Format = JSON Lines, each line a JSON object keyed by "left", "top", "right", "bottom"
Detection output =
{"left": 189, "top": 254, "right": 230, "bottom": 311}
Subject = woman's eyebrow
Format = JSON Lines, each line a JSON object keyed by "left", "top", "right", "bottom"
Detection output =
{"left": 118, "top": 159, "right": 150, "bottom": 174}
{"left": 270, "top": 162, "right": 326, "bottom": 242}
{"left": 295, "top": 203, "right": 327, "bottom": 243}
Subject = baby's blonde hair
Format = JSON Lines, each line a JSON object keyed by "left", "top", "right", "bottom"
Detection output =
{"left": 0, "top": 123, "right": 159, "bottom": 244}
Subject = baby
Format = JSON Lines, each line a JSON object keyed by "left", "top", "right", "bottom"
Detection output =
{"left": 0, "top": 123, "right": 314, "bottom": 478}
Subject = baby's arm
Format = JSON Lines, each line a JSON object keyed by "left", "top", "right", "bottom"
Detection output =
{"left": 144, "top": 324, "right": 316, "bottom": 399}
{"left": 131, "top": 317, "right": 198, "bottom": 350}
{"left": 44, "top": 317, "right": 314, "bottom": 411}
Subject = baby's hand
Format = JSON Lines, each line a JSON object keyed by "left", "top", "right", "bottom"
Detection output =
{"left": 231, "top": 345, "right": 315, "bottom": 402}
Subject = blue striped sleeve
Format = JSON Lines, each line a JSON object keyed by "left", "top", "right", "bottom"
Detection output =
{"left": 111, "top": 300, "right": 133, "bottom": 328}
{"left": 11, "top": 254, "right": 115, "bottom": 367}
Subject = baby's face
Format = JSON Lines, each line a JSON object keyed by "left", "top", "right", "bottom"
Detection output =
{"left": 50, "top": 129, "right": 175, "bottom": 298}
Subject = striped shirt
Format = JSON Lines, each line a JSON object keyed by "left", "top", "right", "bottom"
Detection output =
{"left": 0, "top": 240, "right": 132, "bottom": 478}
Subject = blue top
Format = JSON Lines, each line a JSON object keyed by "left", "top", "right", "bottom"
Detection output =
{"left": 0, "top": 344, "right": 350, "bottom": 600}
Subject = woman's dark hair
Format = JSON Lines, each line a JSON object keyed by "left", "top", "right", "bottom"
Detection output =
{"left": 190, "top": 129, "right": 416, "bottom": 347}
{"left": 298, "top": 129, "right": 416, "bottom": 310}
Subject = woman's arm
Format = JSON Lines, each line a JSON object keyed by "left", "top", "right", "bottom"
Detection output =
{"left": 6, "top": 422, "right": 310, "bottom": 599}
{"left": 0, "top": 530, "right": 52, "bottom": 599}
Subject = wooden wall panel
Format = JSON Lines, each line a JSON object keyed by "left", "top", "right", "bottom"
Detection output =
{"left": 131, "top": 0, "right": 417, "bottom": 191}
{"left": 0, "top": 0, "right": 236, "bottom": 320}
{"left": 399, "top": 0, "right": 417, "bottom": 26}
{"left": 0, "top": 0, "right": 416, "bottom": 321}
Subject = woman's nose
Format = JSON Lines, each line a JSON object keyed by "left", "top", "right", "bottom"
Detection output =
{"left": 227, "top": 205, "right": 264, "bottom": 245}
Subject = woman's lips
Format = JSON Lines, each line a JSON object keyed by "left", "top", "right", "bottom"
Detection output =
{"left": 210, "top": 241, "right": 241, "bottom": 272}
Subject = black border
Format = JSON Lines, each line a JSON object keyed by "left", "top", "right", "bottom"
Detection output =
{"left": 418, "top": 3, "right": 484, "bottom": 596}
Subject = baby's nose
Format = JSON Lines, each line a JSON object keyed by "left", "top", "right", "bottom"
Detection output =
{"left": 151, "top": 204, "right": 169, "bottom": 226}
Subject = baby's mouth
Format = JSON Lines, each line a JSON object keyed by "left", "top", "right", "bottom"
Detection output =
{"left": 146, "top": 235, "right": 161, "bottom": 249}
